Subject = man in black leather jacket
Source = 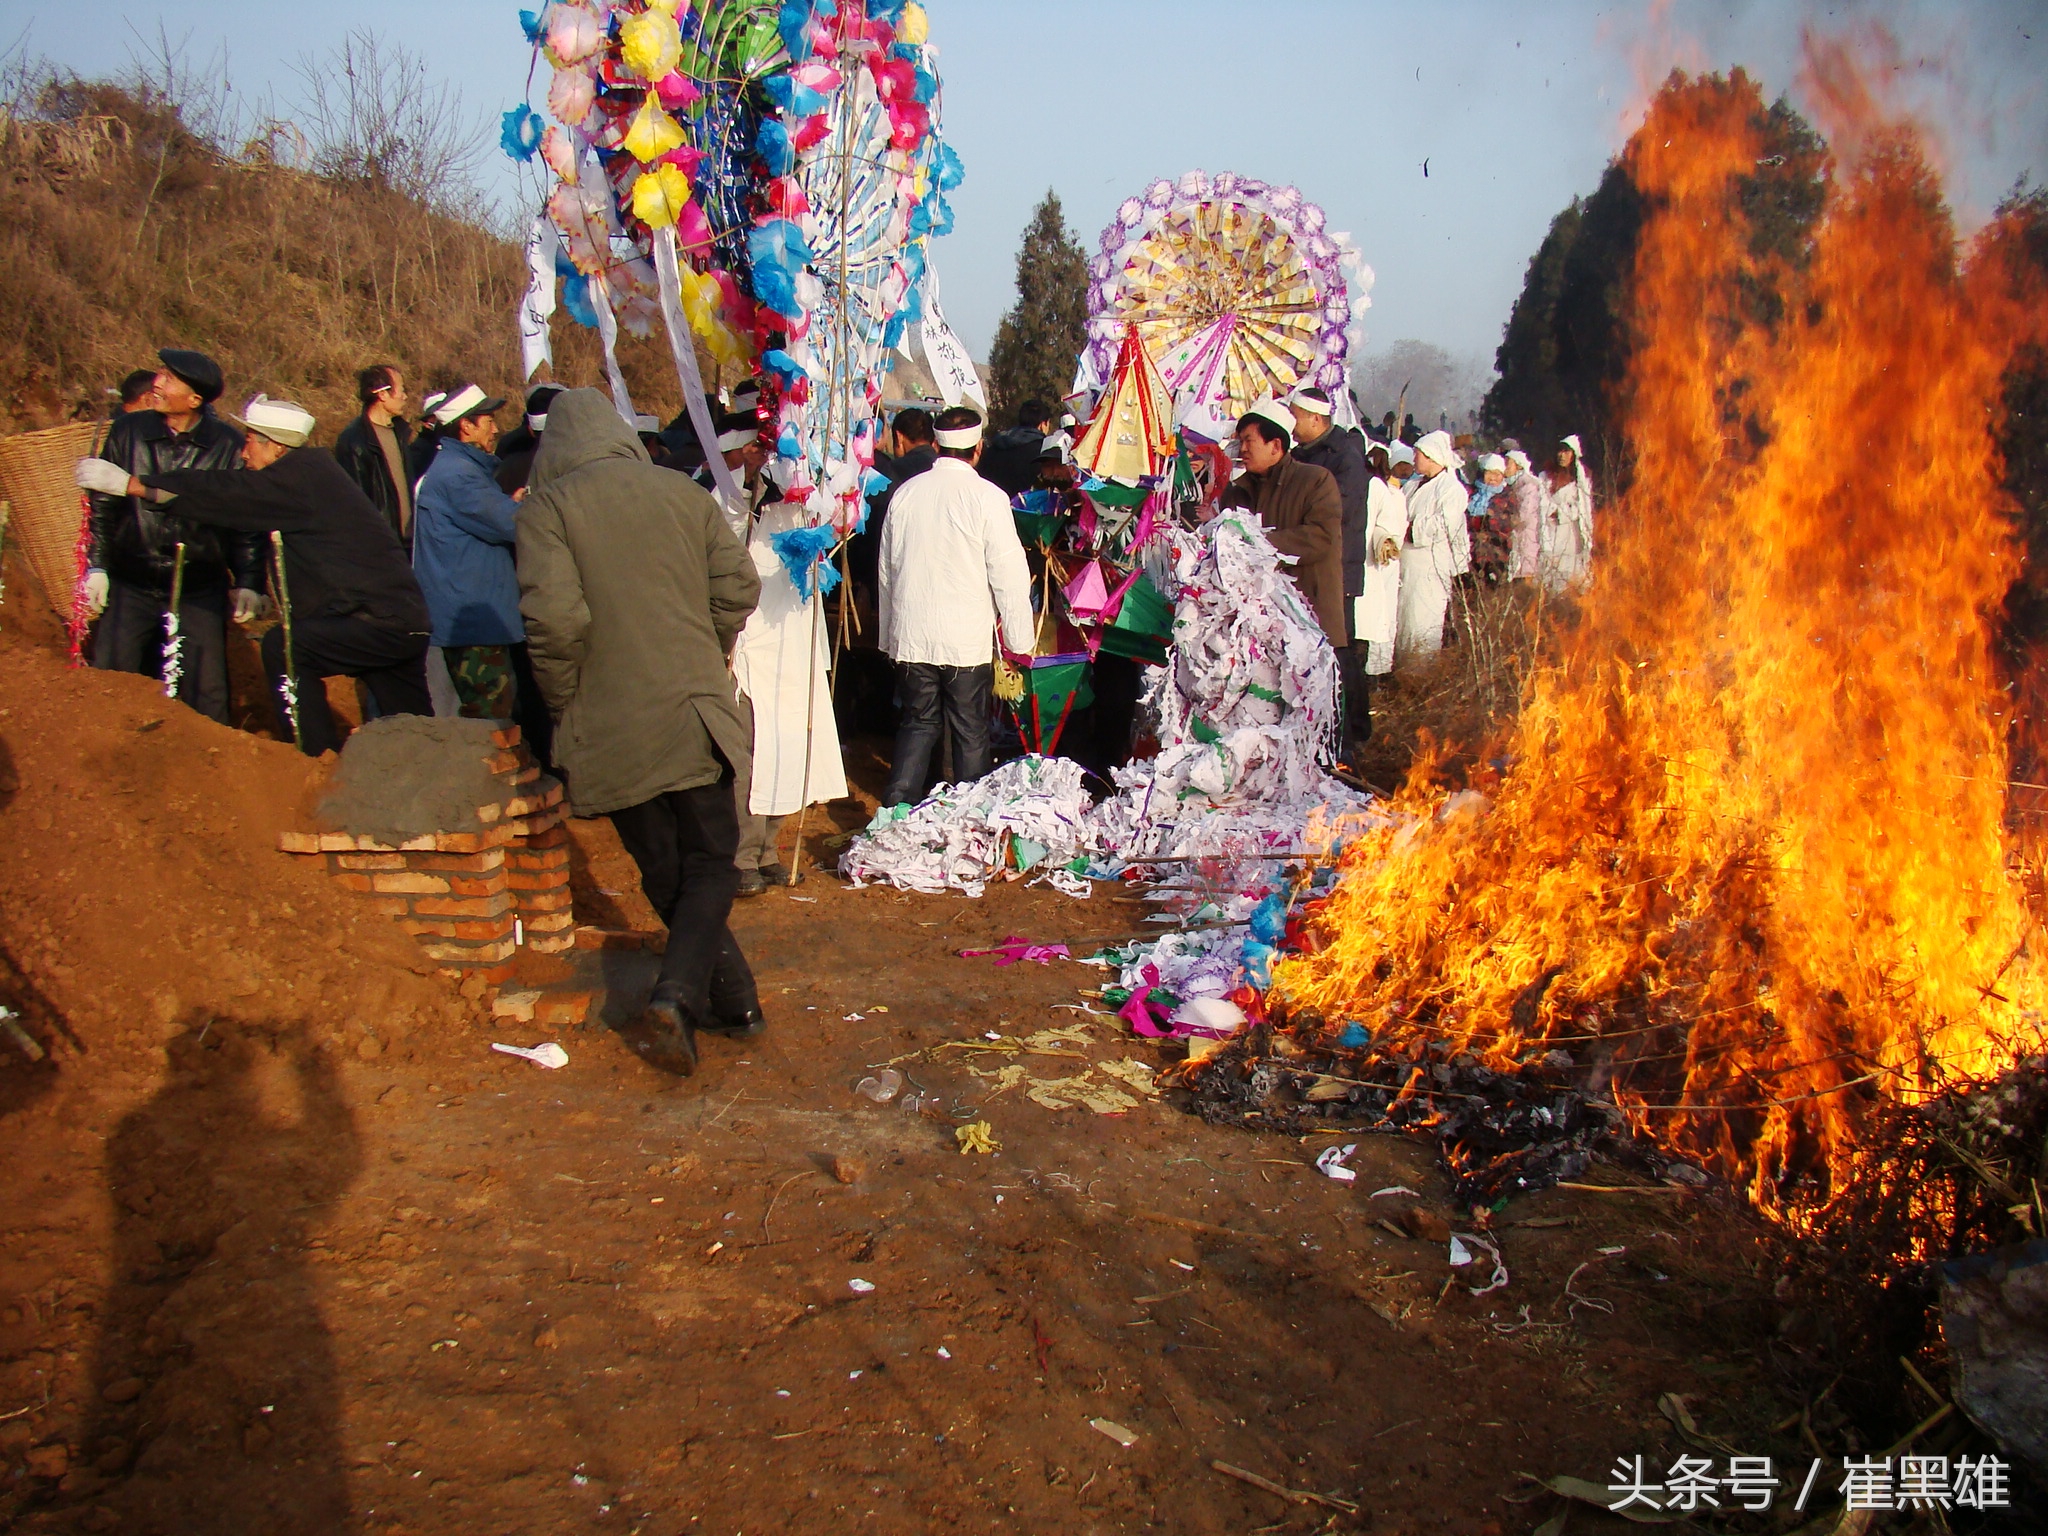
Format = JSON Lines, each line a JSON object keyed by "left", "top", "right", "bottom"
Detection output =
{"left": 332, "top": 363, "right": 416, "bottom": 549}
{"left": 82, "top": 348, "right": 262, "bottom": 724}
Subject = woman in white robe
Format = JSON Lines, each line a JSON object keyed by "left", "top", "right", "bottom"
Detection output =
{"left": 1395, "top": 430, "right": 1470, "bottom": 659}
{"left": 729, "top": 494, "right": 848, "bottom": 885}
{"left": 1354, "top": 442, "right": 1409, "bottom": 676}
{"left": 1538, "top": 433, "right": 1594, "bottom": 594}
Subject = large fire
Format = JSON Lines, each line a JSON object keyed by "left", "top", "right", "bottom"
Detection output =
{"left": 1274, "top": 51, "right": 2048, "bottom": 1220}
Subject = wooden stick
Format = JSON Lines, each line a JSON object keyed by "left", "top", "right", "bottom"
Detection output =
{"left": 1209, "top": 1461, "right": 1361, "bottom": 1516}
{"left": 1555, "top": 1181, "right": 1685, "bottom": 1196}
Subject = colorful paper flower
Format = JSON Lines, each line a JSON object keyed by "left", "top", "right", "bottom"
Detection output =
{"left": 631, "top": 161, "right": 693, "bottom": 229}
{"left": 547, "top": 66, "right": 597, "bottom": 126}
{"left": 620, "top": 7, "right": 682, "bottom": 81}
{"left": 623, "top": 96, "right": 686, "bottom": 163}
{"left": 546, "top": 3, "right": 604, "bottom": 65}
{"left": 540, "top": 125, "right": 580, "bottom": 184}
{"left": 500, "top": 103, "right": 543, "bottom": 162}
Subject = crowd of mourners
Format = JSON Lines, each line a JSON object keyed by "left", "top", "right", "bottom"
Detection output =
{"left": 66, "top": 346, "right": 1591, "bottom": 1075}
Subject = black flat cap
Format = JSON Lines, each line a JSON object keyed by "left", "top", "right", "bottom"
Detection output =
{"left": 157, "top": 348, "right": 224, "bottom": 403}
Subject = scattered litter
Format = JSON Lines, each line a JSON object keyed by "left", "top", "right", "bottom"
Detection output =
{"left": 843, "top": 1012, "right": 865, "bottom": 1022}
{"left": 1315, "top": 1143, "right": 1360, "bottom": 1182}
{"left": 429, "top": 1339, "right": 459, "bottom": 1351}
{"left": 936, "top": 1346, "right": 951, "bottom": 1359}
{"left": 1370, "top": 1185, "right": 1420, "bottom": 1199}
{"left": 955, "top": 1120, "right": 1000, "bottom": 1155}
{"left": 960, "top": 936, "right": 1073, "bottom": 966}
{"left": 848, "top": 1278, "right": 876, "bottom": 1295}
{"left": 855, "top": 1070, "right": 904, "bottom": 1103}
{"left": 871, "top": 1005, "right": 890, "bottom": 1013}
{"left": 1097, "top": 1059, "right": 1159, "bottom": 1096}
{"left": 1170, "top": 1260, "right": 1197, "bottom": 1271}
{"left": 983, "top": 1030, "right": 1002, "bottom": 1041}
{"left": 1597, "top": 1245, "right": 1628, "bottom": 1255}
{"left": 491, "top": 1042, "right": 569, "bottom": 1069}
{"left": 788, "top": 895, "right": 817, "bottom": 903}
{"left": 848, "top": 1370, "right": 862, "bottom": 1380}
{"left": 775, "top": 1389, "right": 791, "bottom": 1397}
{"left": 1453, "top": 1232, "right": 1509, "bottom": 1296}
{"left": 1089, "top": 1418, "right": 1139, "bottom": 1448}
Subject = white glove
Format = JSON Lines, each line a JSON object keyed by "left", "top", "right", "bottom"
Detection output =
{"left": 75, "top": 459, "right": 132, "bottom": 497}
{"left": 80, "top": 568, "right": 109, "bottom": 619}
{"left": 231, "top": 588, "right": 266, "bottom": 624}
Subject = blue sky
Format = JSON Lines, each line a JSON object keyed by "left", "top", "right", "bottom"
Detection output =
{"left": 11, "top": 0, "right": 2043, "bottom": 373}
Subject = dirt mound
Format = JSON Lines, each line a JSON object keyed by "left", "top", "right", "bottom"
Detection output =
{"left": 314, "top": 715, "right": 505, "bottom": 844}
{"left": 0, "top": 618, "right": 478, "bottom": 1081}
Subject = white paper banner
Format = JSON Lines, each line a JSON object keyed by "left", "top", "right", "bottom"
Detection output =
{"left": 651, "top": 228, "right": 745, "bottom": 514}
{"left": 585, "top": 274, "right": 638, "bottom": 427}
{"left": 916, "top": 265, "right": 984, "bottom": 410}
{"left": 519, "top": 215, "right": 558, "bottom": 383}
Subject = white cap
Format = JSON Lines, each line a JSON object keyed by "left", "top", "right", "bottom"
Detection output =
{"left": 1241, "top": 397, "right": 1296, "bottom": 439}
{"left": 238, "top": 394, "right": 316, "bottom": 448}
{"left": 1561, "top": 433, "right": 1584, "bottom": 458}
{"left": 1287, "top": 386, "right": 1334, "bottom": 417}
{"left": 717, "top": 423, "right": 760, "bottom": 453}
{"left": 1415, "top": 430, "right": 1462, "bottom": 471}
{"left": 1507, "top": 449, "right": 1531, "bottom": 472}
{"left": 1039, "top": 434, "right": 1070, "bottom": 464}
{"left": 430, "top": 383, "right": 505, "bottom": 428}
{"left": 632, "top": 413, "right": 661, "bottom": 434}
{"left": 1479, "top": 453, "right": 1506, "bottom": 473}
{"left": 1387, "top": 440, "right": 1416, "bottom": 465}
{"left": 934, "top": 422, "right": 983, "bottom": 450}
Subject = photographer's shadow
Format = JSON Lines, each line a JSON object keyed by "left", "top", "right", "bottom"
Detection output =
{"left": 82, "top": 1019, "right": 361, "bottom": 1534}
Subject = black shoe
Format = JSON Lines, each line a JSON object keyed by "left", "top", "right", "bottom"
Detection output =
{"left": 626, "top": 995, "right": 699, "bottom": 1077}
{"left": 705, "top": 1003, "right": 767, "bottom": 1040}
{"left": 757, "top": 861, "right": 802, "bottom": 887}
{"left": 734, "top": 869, "right": 769, "bottom": 898}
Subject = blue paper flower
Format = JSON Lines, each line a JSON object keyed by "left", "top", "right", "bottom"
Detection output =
{"left": 777, "top": 425, "right": 802, "bottom": 458}
{"left": 763, "top": 74, "right": 830, "bottom": 118}
{"left": 749, "top": 220, "right": 814, "bottom": 317}
{"left": 778, "top": 0, "right": 814, "bottom": 63}
{"left": 761, "top": 348, "right": 808, "bottom": 386}
{"left": 770, "top": 524, "right": 842, "bottom": 598}
{"left": 519, "top": 8, "right": 547, "bottom": 45}
{"left": 560, "top": 273, "right": 599, "bottom": 329}
{"left": 934, "top": 142, "right": 966, "bottom": 193}
{"left": 500, "top": 103, "right": 542, "bottom": 162}
{"left": 1249, "top": 892, "right": 1288, "bottom": 945}
{"left": 911, "top": 64, "right": 938, "bottom": 105}
{"left": 1335, "top": 1021, "right": 1372, "bottom": 1049}
{"left": 755, "top": 118, "right": 795, "bottom": 176}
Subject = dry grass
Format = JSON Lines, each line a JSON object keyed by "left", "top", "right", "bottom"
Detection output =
{"left": 0, "top": 80, "right": 681, "bottom": 437}
{"left": 1355, "top": 577, "right": 1563, "bottom": 790}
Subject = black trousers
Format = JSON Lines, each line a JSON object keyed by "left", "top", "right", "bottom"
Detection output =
{"left": 1338, "top": 640, "right": 1372, "bottom": 752}
{"left": 261, "top": 617, "right": 430, "bottom": 756}
{"left": 609, "top": 778, "right": 758, "bottom": 1020}
{"left": 884, "top": 661, "right": 992, "bottom": 806}
{"left": 94, "top": 578, "right": 230, "bottom": 723}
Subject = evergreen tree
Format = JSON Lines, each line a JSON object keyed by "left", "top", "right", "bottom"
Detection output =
{"left": 986, "top": 191, "right": 1089, "bottom": 423}
{"left": 1482, "top": 70, "right": 1827, "bottom": 491}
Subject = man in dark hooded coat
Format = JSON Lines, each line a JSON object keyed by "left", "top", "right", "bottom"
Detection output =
{"left": 516, "top": 390, "right": 764, "bottom": 1077}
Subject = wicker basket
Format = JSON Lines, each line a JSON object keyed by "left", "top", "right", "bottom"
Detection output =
{"left": 0, "top": 420, "right": 101, "bottom": 618}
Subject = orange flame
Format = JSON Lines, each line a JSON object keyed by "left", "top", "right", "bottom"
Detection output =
{"left": 1278, "top": 51, "right": 2048, "bottom": 1219}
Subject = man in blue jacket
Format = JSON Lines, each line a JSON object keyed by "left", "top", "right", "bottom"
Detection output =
{"left": 412, "top": 385, "right": 527, "bottom": 719}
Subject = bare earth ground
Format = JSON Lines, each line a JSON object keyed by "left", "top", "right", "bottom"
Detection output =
{"left": 0, "top": 567, "right": 1802, "bottom": 1536}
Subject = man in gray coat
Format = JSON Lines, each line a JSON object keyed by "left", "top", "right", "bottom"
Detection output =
{"left": 517, "top": 390, "right": 764, "bottom": 1077}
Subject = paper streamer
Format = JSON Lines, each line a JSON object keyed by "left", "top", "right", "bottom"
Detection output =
{"left": 918, "top": 268, "right": 984, "bottom": 410}
{"left": 652, "top": 226, "right": 745, "bottom": 513}
{"left": 585, "top": 271, "right": 638, "bottom": 427}
{"left": 520, "top": 215, "right": 559, "bottom": 382}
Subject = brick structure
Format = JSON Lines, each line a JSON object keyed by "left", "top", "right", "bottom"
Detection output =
{"left": 281, "top": 725, "right": 576, "bottom": 983}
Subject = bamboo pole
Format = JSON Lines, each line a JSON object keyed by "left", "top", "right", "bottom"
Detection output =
{"left": 270, "top": 530, "right": 303, "bottom": 751}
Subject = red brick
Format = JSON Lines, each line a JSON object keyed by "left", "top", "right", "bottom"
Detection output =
{"left": 364, "top": 896, "right": 412, "bottom": 918}
{"left": 411, "top": 892, "right": 514, "bottom": 919}
{"left": 447, "top": 873, "right": 508, "bottom": 898}
{"left": 521, "top": 909, "right": 576, "bottom": 934}
{"left": 416, "top": 935, "right": 516, "bottom": 963}
{"left": 536, "top": 990, "right": 595, "bottom": 1026}
{"left": 512, "top": 888, "right": 574, "bottom": 915}
{"left": 329, "top": 872, "right": 377, "bottom": 893}
{"left": 331, "top": 852, "right": 408, "bottom": 872}
{"left": 476, "top": 801, "right": 504, "bottom": 825}
{"left": 491, "top": 724, "right": 523, "bottom": 750}
{"left": 429, "top": 831, "right": 500, "bottom": 853}
{"left": 506, "top": 858, "right": 571, "bottom": 883}
{"left": 402, "top": 849, "right": 505, "bottom": 874}
{"left": 505, "top": 870, "right": 571, "bottom": 894}
{"left": 527, "top": 931, "right": 577, "bottom": 955}
{"left": 278, "top": 831, "right": 320, "bottom": 853}
{"left": 510, "top": 765, "right": 541, "bottom": 787}
{"left": 486, "top": 749, "right": 524, "bottom": 775}
{"left": 371, "top": 871, "right": 450, "bottom": 895}
{"left": 520, "top": 823, "right": 571, "bottom": 851}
